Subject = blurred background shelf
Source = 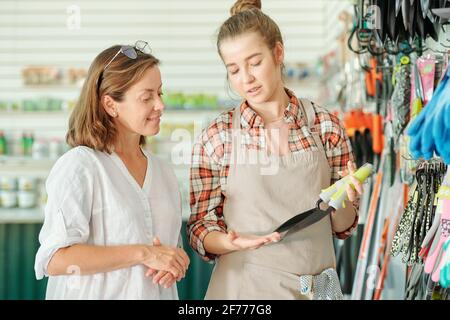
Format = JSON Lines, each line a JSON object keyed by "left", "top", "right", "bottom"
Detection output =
{"left": 0, "top": 157, "right": 56, "bottom": 178}
{"left": 0, "top": 208, "right": 44, "bottom": 224}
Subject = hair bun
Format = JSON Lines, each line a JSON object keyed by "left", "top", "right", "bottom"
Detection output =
{"left": 230, "top": 0, "right": 261, "bottom": 16}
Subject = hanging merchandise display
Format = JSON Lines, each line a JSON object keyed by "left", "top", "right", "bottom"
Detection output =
{"left": 347, "top": 0, "right": 446, "bottom": 57}
{"left": 425, "top": 169, "right": 450, "bottom": 287}
{"left": 407, "top": 65, "right": 450, "bottom": 163}
{"left": 324, "top": 0, "right": 450, "bottom": 300}
{"left": 390, "top": 161, "right": 446, "bottom": 264}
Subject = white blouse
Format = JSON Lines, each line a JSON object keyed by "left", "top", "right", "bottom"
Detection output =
{"left": 34, "top": 146, "right": 183, "bottom": 300}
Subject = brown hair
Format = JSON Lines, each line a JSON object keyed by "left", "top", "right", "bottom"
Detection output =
{"left": 66, "top": 45, "right": 160, "bottom": 153}
{"left": 217, "top": 0, "right": 284, "bottom": 59}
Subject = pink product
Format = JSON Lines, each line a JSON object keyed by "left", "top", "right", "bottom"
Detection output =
{"left": 425, "top": 199, "right": 450, "bottom": 281}
{"left": 417, "top": 56, "right": 436, "bottom": 105}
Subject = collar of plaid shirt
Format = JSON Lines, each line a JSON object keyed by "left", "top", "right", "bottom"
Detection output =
{"left": 238, "top": 88, "right": 309, "bottom": 130}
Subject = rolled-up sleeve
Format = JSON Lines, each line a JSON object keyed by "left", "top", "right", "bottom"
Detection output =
{"left": 187, "top": 138, "right": 227, "bottom": 262}
{"left": 34, "top": 150, "right": 94, "bottom": 279}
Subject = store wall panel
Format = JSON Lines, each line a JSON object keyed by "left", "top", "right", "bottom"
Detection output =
{"left": 0, "top": 0, "right": 328, "bottom": 99}
{"left": 0, "top": 0, "right": 334, "bottom": 299}
{"left": 324, "top": 0, "right": 353, "bottom": 52}
{"left": 0, "top": 221, "right": 211, "bottom": 300}
{"left": 0, "top": 223, "right": 47, "bottom": 300}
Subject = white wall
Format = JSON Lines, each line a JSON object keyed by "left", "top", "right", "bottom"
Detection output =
{"left": 0, "top": 0, "right": 348, "bottom": 102}
{"left": 324, "top": 0, "right": 353, "bottom": 53}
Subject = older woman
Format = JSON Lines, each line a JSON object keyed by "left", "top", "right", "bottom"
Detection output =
{"left": 34, "top": 41, "right": 189, "bottom": 299}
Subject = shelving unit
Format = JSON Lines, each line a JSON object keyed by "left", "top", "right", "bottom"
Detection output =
{"left": 0, "top": 208, "right": 44, "bottom": 224}
{"left": 0, "top": 108, "right": 230, "bottom": 222}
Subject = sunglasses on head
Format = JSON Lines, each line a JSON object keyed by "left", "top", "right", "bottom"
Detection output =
{"left": 103, "top": 40, "right": 151, "bottom": 70}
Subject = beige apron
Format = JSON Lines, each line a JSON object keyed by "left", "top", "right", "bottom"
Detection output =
{"left": 205, "top": 99, "right": 340, "bottom": 300}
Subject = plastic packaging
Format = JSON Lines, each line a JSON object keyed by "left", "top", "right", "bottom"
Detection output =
{"left": 17, "top": 191, "right": 36, "bottom": 208}
{"left": 0, "top": 176, "right": 17, "bottom": 191}
{"left": 18, "top": 177, "right": 36, "bottom": 191}
{"left": 0, "top": 191, "right": 17, "bottom": 208}
{"left": 32, "top": 139, "right": 48, "bottom": 159}
{"left": 417, "top": 55, "right": 436, "bottom": 105}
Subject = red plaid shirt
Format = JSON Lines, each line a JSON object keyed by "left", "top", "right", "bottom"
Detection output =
{"left": 188, "top": 89, "right": 358, "bottom": 261}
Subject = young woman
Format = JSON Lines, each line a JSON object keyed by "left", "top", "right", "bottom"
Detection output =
{"left": 34, "top": 41, "right": 189, "bottom": 299}
{"left": 187, "top": 1, "right": 364, "bottom": 299}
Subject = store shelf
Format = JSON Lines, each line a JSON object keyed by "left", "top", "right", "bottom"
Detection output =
{"left": 0, "top": 108, "right": 207, "bottom": 222}
{"left": 0, "top": 207, "right": 44, "bottom": 224}
{"left": 0, "top": 111, "right": 70, "bottom": 133}
{"left": 0, "top": 155, "right": 56, "bottom": 164}
{"left": 0, "top": 110, "right": 68, "bottom": 116}
{"left": 0, "top": 206, "right": 192, "bottom": 224}
{"left": 0, "top": 108, "right": 229, "bottom": 127}
{"left": 0, "top": 156, "right": 56, "bottom": 177}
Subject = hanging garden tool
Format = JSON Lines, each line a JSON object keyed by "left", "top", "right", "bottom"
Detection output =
{"left": 421, "top": 0, "right": 430, "bottom": 19}
{"left": 370, "top": 56, "right": 385, "bottom": 157}
{"left": 348, "top": 0, "right": 386, "bottom": 56}
{"left": 388, "top": 0, "right": 399, "bottom": 43}
{"left": 365, "top": 57, "right": 382, "bottom": 97}
{"left": 384, "top": 0, "right": 441, "bottom": 50}
{"left": 274, "top": 163, "right": 374, "bottom": 235}
{"left": 394, "top": 1, "right": 409, "bottom": 43}
{"left": 348, "top": 0, "right": 373, "bottom": 54}
{"left": 373, "top": 0, "right": 388, "bottom": 43}
{"left": 391, "top": 55, "right": 411, "bottom": 143}
{"left": 402, "top": 0, "right": 411, "bottom": 33}
{"left": 414, "top": 0, "right": 426, "bottom": 39}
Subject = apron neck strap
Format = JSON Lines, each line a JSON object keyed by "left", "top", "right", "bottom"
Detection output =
{"left": 234, "top": 98, "right": 317, "bottom": 132}
{"left": 233, "top": 105, "right": 242, "bottom": 131}
{"left": 299, "top": 98, "right": 316, "bottom": 130}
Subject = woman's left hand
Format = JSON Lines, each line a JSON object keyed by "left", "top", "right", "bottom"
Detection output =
{"left": 145, "top": 237, "right": 181, "bottom": 289}
{"left": 338, "top": 161, "right": 364, "bottom": 202}
{"left": 145, "top": 268, "right": 177, "bottom": 289}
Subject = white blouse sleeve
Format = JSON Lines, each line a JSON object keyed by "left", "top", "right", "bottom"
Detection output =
{"left": 34, "top": 148, "right": 95, "bottom": 279}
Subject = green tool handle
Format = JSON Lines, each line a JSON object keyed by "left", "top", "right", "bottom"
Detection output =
{"left": 319, "top": 163, "right": 373, "bottom": 210}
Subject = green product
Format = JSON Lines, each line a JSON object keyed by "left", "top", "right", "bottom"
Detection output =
{"left": 0, "top": 132, "right": 6, "bottom": 155}
{"left": 21, "top": 134, "right": 27, "bottom": 156}
{"left": 21, "top": 133, "right": 34, "bottom": 156}
{"left": 26, "top": 134, "right": 34, "bottom": 156}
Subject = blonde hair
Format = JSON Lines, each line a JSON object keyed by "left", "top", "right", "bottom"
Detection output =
{"left": 66, "top": 45, "right": 160, "bottom": 153}
{"left": 217, "top": 0, "right": 283, "bottom": 58}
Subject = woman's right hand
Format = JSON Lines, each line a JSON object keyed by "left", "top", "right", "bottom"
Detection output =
{"left": 227, "top": 230, "right": 281, "bottom": 251}
{"left": 141, "top": 239, "right": 189, "bottom": 279}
